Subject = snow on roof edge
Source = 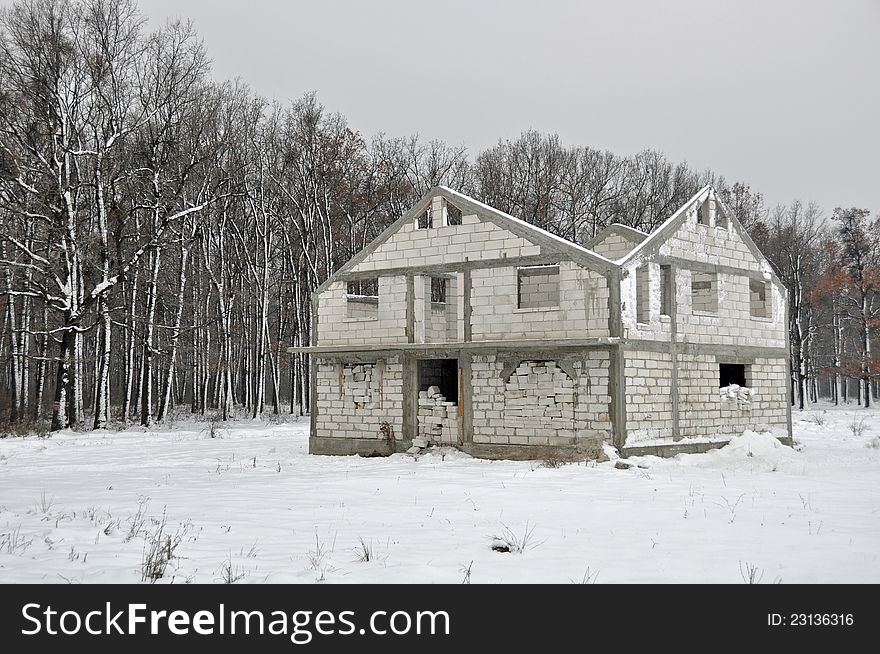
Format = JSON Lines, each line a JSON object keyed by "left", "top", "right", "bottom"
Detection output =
{"left": 619, "top": 184, "right": 712, "bottom": 265}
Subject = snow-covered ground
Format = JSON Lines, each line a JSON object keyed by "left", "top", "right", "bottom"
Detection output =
{"left": 1, "top": 404, "right": 878, "bottom": 583}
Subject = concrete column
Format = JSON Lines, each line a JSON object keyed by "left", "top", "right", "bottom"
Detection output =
{"left": 707, "top": 193, "right": 717, "bottom": 227}
{"left": 413, "top": 275, "right": 427, "bottom": 343}
{"left": 402, "top": 354, "right": 417, "bottom": 444}
{"left": 455, "top": 273, "right": 466, "bottom": 342}
{"left": 405, "top": 274, "right": 414, "bottom": 343}
{"left": 459, "top": 352, "right": 473, "bottom": 444}
{"left": 463, "top": 270, "right": 472, "bottom": 342}
{"left": 670, "top": 265, "right": 681, "bottom": 441}
{"left": 431, "top": 196, "right": 447, "bottom": 227}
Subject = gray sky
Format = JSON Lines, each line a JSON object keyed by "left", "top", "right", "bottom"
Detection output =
{"left": 16, "top": 0, "right": 880, "bottom": 213}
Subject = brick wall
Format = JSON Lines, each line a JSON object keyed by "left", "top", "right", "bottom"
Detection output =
{"left": 676, "top": 270, "right": 785, "bottom": 348}
{"left": 592, "top": 232, "right": 641, "bottom": 260}
{"left": 635, "top": 265, "right": 650, "bottom": 323}
{"left": 346, "top": 297, "right": 378, "bottom": 320}
{"left": 352, "top": 214, "right": 541, "bottom": 272}
{"left": 470, "top": 262, "right": 610, "bottom": 341}
{"left": 624, "top": 351, "right": 675, "bottom": 443}
{"left": 621, "top": 199, "right": 786, "bottom": 349}
{"left": 691, "top": 272, "right": 718, "bottom": 313}
{"left": 660, "top": 206, "right": 764, "bottom": 273}
{"left": 622, "top": 351, "right": 789, "bottom": 445}
{"left": 313, "top": 357, "right": 404, "bottom": 441}
{"left": 676, "top": 354, "right": 789, "bottom": 439}
{"left": 418, "top": 388, "right": 459, "bottom": 445}
{"left": 750, "top": 280, "right": 770, "bottom": 318}
{"left": 470, "top": 353, "right": 612, "bottom": 447}
{"left": 318, "top": 276, "right": 407, "bottom": 345}
{"left": 621, "top": 262, "right": 673, "bottom": 341}
{"left": 517, "top": 266, "right": 560, "bottom": 309}
{"left": 412, "top": 275, "right": 461, "bottom": 344}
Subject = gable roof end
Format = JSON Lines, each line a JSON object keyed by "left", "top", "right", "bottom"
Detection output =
{"left": 315, "top": 187, "right": 617, "bottom": 294}
{"left": 437, "top": 186, "right": 616, "bottom": 271}
{"left": 619, "top": 185, "right": 785, "bottom": 292}
{"left": 620, "top": 185, "right": 712, "bottom": 265}
{"left": 584, "top": 223, "right": 649, "bottom": 251}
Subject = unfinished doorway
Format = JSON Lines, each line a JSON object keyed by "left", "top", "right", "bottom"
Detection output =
{"left": 417, "top": 359, "right": 461, "bottom": 445}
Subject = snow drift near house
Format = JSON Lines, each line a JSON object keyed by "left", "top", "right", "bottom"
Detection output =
{"left": 0, "top": 404, "right": 878, "bottom": 583}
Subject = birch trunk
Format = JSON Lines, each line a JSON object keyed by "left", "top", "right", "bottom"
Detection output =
{"left": 1, "top": 242, "right": 20, "bottom": 422}
{"left": 33, "top": 306, "right": 49, "bottom": 420}
{"left": 93, "top": 300, "right": 111, "bottom": 429}
{"left": 51, "top": 325, "right": 73, "bottom": 432}
{"left": 158, "top": 244, "right": 190, "bottom": 422}
{"left": 140, "top": 248, "right": 162, "bottom": 426}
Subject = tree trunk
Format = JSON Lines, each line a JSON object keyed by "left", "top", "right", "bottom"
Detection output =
{"left": 93, "top": 298, "right": 112, "bottom": 429}
{"left": 158, "top": 244, "right": 190, "bottom": 422}
{"left": 863, "top": 316, "right": 871, "bottom": 409}
{"left": 33, "top": 306, "right": 49, "bottom": 420}
{"left": 141, "top": 248, "right": 162, "bottom": 427}
{"left": 2, "top": 252, "right": 20, "bottom": 422}
{"left": 51, "top": 325, "right": 74, "bottom": 431}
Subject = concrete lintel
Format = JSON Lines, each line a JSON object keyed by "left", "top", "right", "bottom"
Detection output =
{"left": 315, "top": 351, "right": 401, "bottom": 364}
{"left": 338, "top": 254, "right": 571, "bottom": 281}
{"left": 651, "top": 255, "right": 770, "bottom": 281}
{"left": 620, "top": 339, "right": 788, "bottom": 359}
{"left": 290, "top": 337, "right": 620, "bottom": 355}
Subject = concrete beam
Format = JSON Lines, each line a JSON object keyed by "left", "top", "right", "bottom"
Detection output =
{"left": 336, "top": 254, "right": 572, "bottom": 282}
{"left": 462, "top": 269, "right": 472, "bottom": 342}
{"left": 653, "top": 255, "right": 770, "bottom": 281}
{"left": 290, "top": 338, "right": 621, "bottom": 356}
{"left": 620, "top": 339, "right": 788, "bottom": 359}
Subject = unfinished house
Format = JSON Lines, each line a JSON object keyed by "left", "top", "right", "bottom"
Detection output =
{"left": 295, "top": 186, "right": 792, "bottom": 459}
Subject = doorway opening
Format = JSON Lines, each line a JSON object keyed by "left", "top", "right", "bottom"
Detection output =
{"left": 416, "top": 359, "right": 460, "bottom": 445}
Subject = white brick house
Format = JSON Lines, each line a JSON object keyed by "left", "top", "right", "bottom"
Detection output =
{"left": 293, "top": 186, "right": 792, "bottom": 459}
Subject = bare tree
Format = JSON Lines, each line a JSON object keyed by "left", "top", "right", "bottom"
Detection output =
{"left": 833, "top": 207, "right": 879, "bottom": 407}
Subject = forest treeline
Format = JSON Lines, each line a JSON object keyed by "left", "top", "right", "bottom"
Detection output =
{"left": 1, "top": 0, "right": 877, "bottom": 433}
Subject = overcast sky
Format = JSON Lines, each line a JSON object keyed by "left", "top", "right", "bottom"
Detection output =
{"left": 11, "top": 0, "right": 880, "bottom": 214}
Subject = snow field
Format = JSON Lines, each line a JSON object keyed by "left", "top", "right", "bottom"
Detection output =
{"left": 0, "top": 404, "right": 878, "bottom": 583}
